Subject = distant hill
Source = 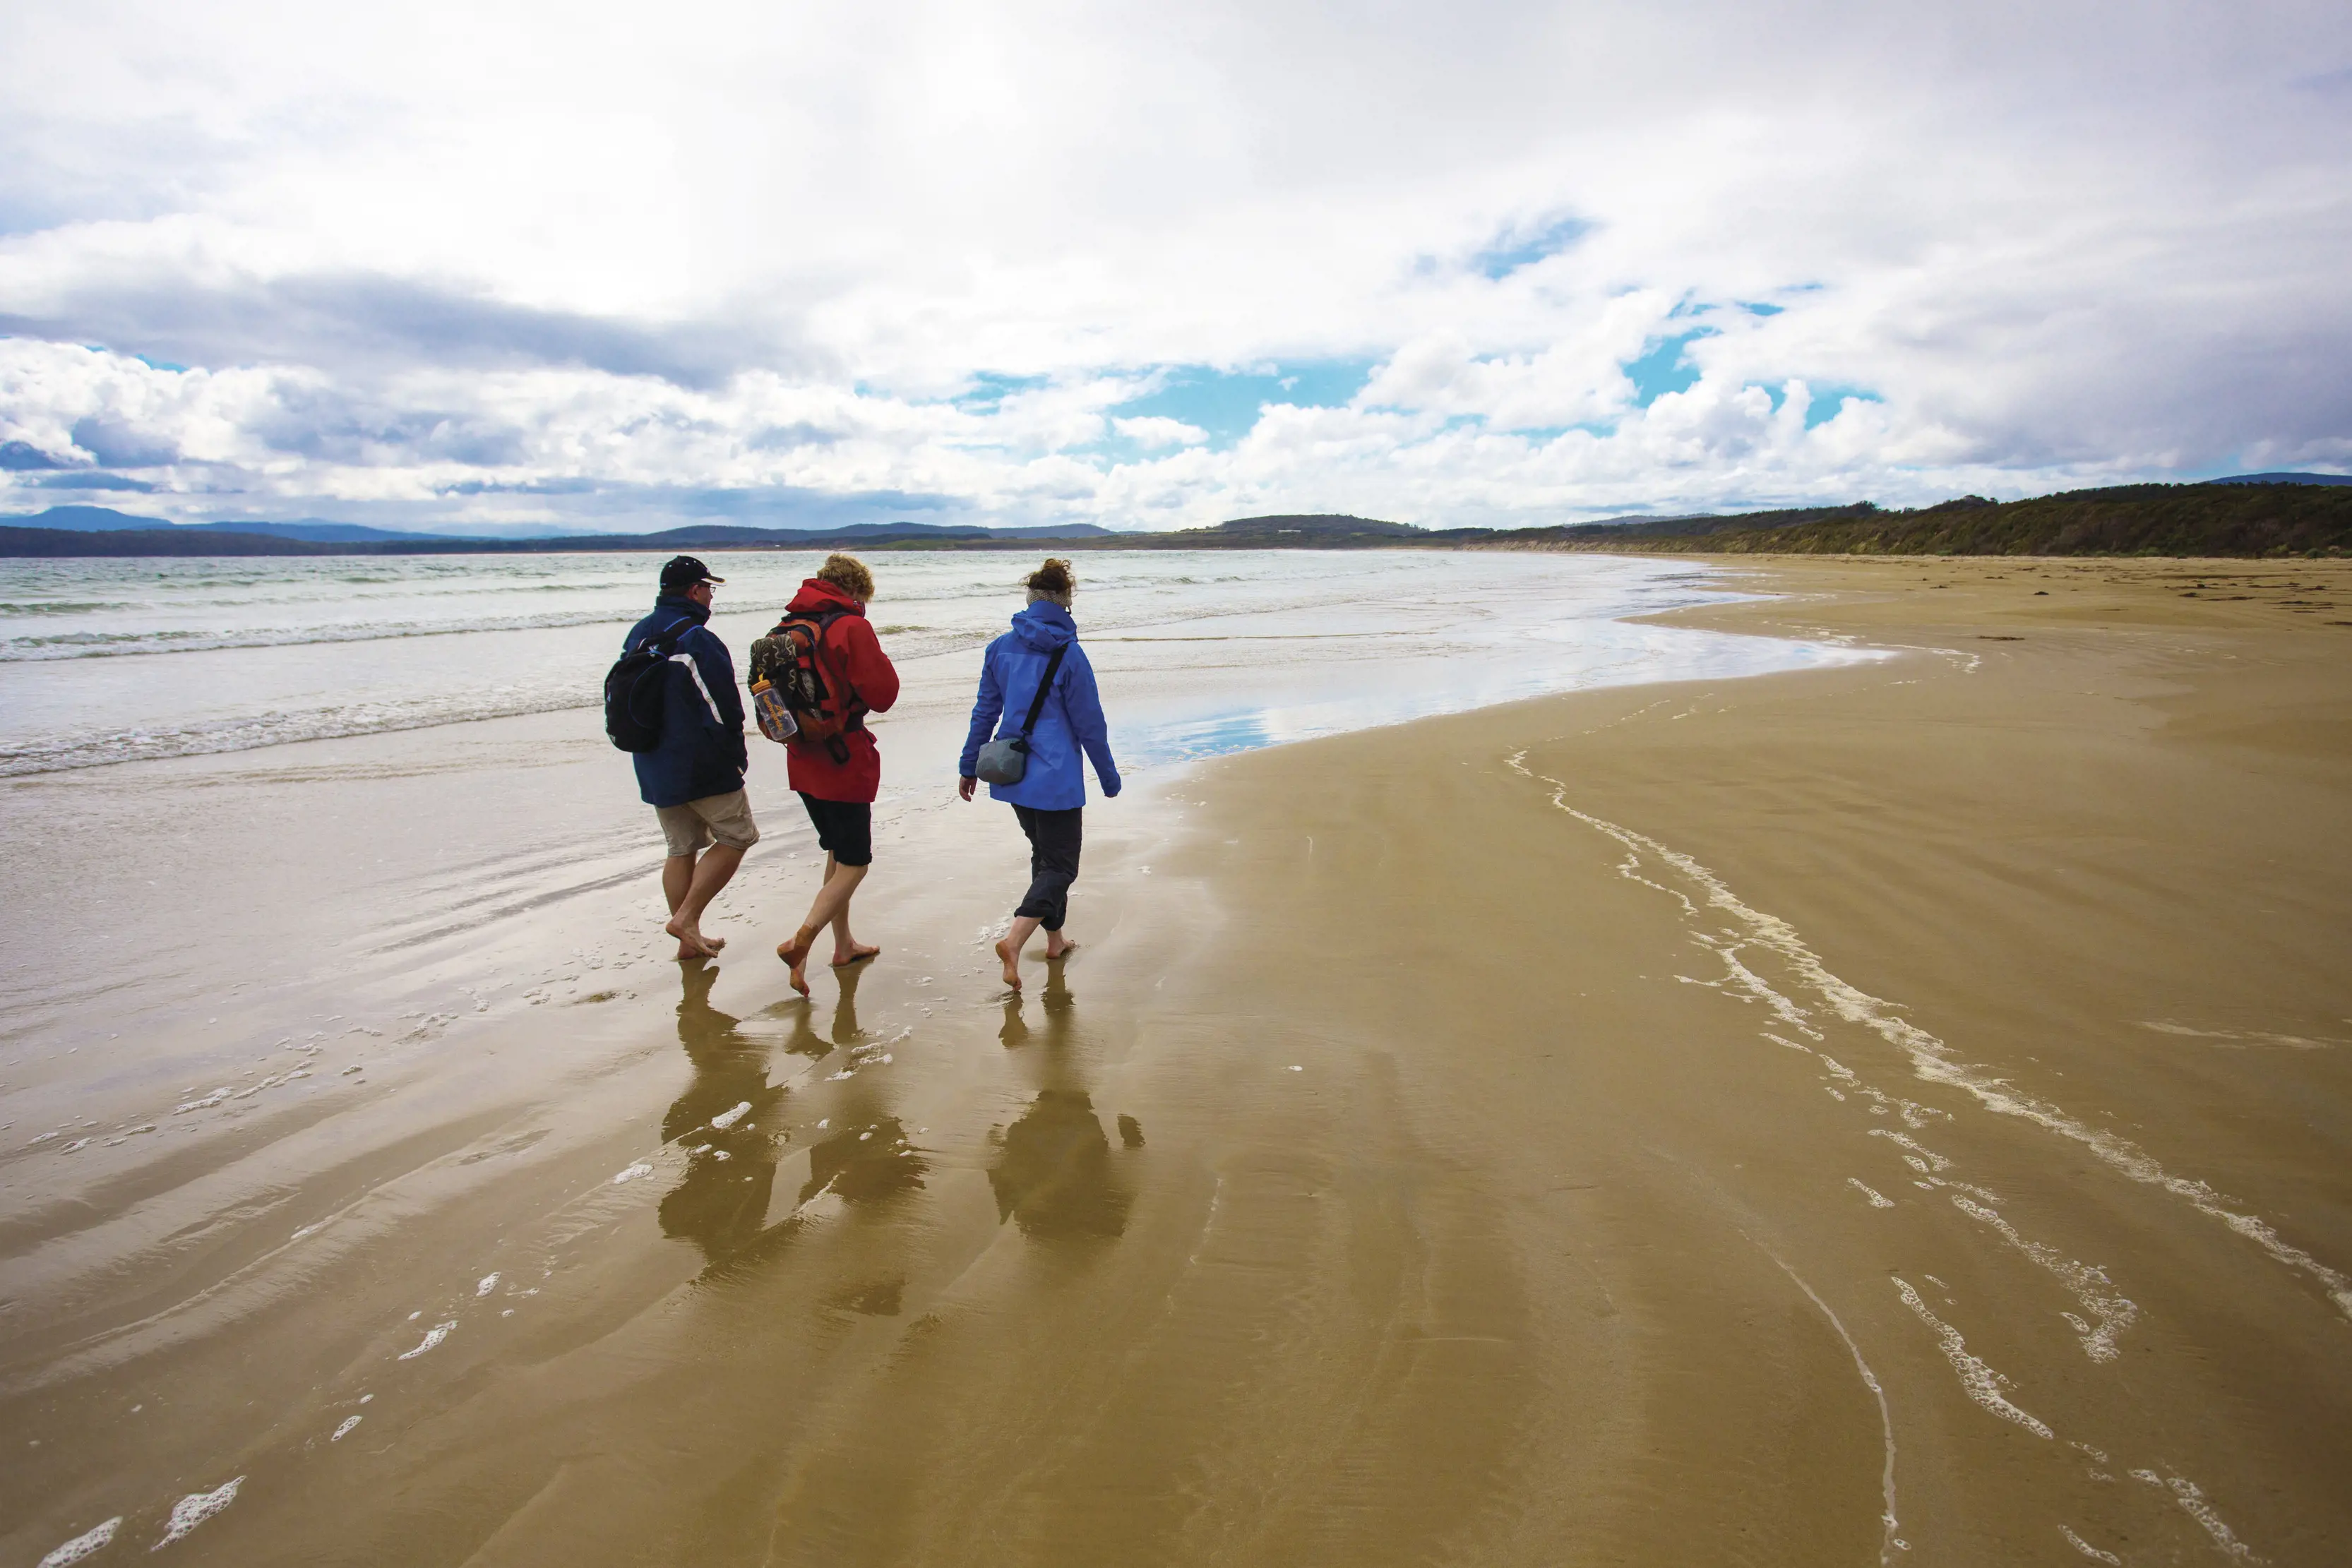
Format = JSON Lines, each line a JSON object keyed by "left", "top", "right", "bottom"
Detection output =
{"left": 0, "top": 525, "right": 332, "bottom": 557}
{"left": 1560, "top": 484, "right": 2352, "bottom": 557}
{"left": 0, "top": 505, "right": 1111, "bottom": 546}
{"left": 1142, "top": 513, "right": 1423, "bottom": 547}
{"left": 0, "top": 515, "right": 1118, "bottom": 557}
{"left": 200, "top": 519, "right": 464, "bottom": 542}
{"left": 8, "top": 505, "right": 181, "bottom": 532}
{"left": 11, "top": 488, "right": 2344, "bottom": 560}
{"left": 2211, "top": 472, "right": 2352, "bottom": 486}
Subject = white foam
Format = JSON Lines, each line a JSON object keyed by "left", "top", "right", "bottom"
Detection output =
{"left": 2130, "top": 1471, "right": 2262, "bottom": 1562}
{"left": 1770, "top": 1255, "right": 1904, "bottom": 1563}
{"left": 153, "top": 1478, "right": 241, "bottom": 1548}
{"left": 37, "top": 1517, "right": 119, "bottom": 1567}
{"left": 709, "top": 1101, "right": 752, "bottom": 1130}
{"left": 611, "top": 1161, "right": 653, "bottom": 1184}
{"left": 1848, "top": 1178, "right": 1895, "bottom": 1209}
{"left": 476, "top": 1273, "right": 499, "bottom": 1295}
{"left": 332, "top": 1415, "right": 363, "bottom": 1441}
{"left": 397, "top": 1321, "right": 455, "bottom": 1360}
{"left": 1892, "top": 1276, "right": 2052, "bottom": 1438}
{"left": 1506, "top": 754, "right": 2352, "bottom": 1322}
{"left": 1947, "top": 1195, "right": 2136, "bottom": 1362}
{"left": 2058, "top": 1524, "right": 2121, "bottom": 1563}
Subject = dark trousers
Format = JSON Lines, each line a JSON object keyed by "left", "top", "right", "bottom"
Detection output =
{"left": 1012, "top": 805, "right": 1083, "bottom": 931}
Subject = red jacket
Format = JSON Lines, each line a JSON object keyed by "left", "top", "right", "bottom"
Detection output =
{"left": 780, "top": 578, "right": 900, "bottom": 803}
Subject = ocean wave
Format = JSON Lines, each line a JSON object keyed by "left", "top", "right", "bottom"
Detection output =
{"left": 0, "top": 689, "right": 609, "bottom": 777}
{"left": 0, "top": 609, "right": 646, "bottom": 661}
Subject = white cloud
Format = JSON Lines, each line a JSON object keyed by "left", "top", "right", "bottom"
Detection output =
{"left": 1112, "top": 415, "right": 1208, "bottom": 448}
{"left": 2, "top": 0, "right": 2348, "bottom": 529}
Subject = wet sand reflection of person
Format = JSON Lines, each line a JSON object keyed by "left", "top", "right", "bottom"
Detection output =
{"left": 989, "top": 965, "right": 1143, "bottom": 1241}
{"left": 658, "top": 961, "right": 789, "bottom": 1264}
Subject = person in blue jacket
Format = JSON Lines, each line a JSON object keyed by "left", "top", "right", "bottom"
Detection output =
{"left": 958, "top": 558, "right": 1121, "bottom": 991}
{"left": 625, "top": 555, "right": 757, "bottom": 961}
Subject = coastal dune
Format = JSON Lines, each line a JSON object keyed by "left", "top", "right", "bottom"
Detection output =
{"left": 2, "top": 556, "right": 2346, "bottom": 1565}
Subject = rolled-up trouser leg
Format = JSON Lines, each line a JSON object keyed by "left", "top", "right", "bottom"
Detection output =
{"left": 1011, "top": 804, "right": 1084, "bottom": 930}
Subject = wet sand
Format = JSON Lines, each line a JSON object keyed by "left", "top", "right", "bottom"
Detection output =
{"left": 4, "top": 556, "right": 2349, "bottom": 1565}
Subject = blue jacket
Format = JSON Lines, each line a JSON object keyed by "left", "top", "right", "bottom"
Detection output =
{"left": 959, "top": 602, "right": 1120, "bottom": 811}
{"left": 625, "top": 596, "right": 748, "bottom": 808}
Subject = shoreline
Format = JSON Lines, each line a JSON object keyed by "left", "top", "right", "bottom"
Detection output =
{"left": 2, "top": 555, "right": 2347, "bottom": 1564}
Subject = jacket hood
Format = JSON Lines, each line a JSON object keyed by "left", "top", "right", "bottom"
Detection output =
{"left": 1010, "top": 599, "right": 1076, "bottom": 651}
{"left": 785, "top": 578, "right": 866, "bottom": 618}
{"left": 652, "top": 593, "right": 710, "bottom": 625}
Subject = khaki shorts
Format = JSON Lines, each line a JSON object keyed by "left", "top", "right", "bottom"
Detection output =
{"left": 656, "top": 789, "right": 760, "bottom": 856}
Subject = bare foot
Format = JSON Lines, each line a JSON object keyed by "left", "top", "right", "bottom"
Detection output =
{"left": 776, "top": 926, "right": 816, "bottom": 995}
{"left": 1044, "top": 935, "right": 1077, "bottom": 960}
{"left": 994, "top": 933, "right": 1023, "bottom": 990}
{"left": 667, "top": 914, "right": 721, "bottom": 960}
{"left": 831, "top": 942, "right": 880, "bottom": 969}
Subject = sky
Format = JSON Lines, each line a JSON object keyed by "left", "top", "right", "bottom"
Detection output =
{"left": 1, "top": 0, "right": 2348, "bottom": 534}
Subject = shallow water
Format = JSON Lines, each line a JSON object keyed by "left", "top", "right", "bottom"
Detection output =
{"left": 0, "top": 550, "right": 1867, "bottom": 774}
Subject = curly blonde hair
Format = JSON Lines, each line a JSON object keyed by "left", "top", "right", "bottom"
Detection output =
{"left": 816, "top": 553, "right": 875, "bottom": 601}
{"left": 1026, "top": 557, "right": 1075, "bottom": 605}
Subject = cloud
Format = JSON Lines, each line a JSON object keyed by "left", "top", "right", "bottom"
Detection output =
{"left": 1111, "top": 415, "right": 1209, "bottom": 448}
{"left": 1, "top": 0, "right": 2347, "bottom": 530}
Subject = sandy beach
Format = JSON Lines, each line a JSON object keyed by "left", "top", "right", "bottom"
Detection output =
{"left": 4, "top": 553, "right": 2348, "bottom": 1566}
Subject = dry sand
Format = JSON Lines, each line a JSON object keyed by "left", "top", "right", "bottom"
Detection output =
{"left": 4, "top": 556, "right": 2347, "bottom": 1566}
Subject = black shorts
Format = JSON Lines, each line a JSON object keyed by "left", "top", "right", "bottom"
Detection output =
{"left": 797, "top": 792, "right": 873, "bottom": 866}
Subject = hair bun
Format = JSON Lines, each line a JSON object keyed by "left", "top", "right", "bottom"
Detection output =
{"left": 1027, "top": 557, "right": 1075, "bottom": 597}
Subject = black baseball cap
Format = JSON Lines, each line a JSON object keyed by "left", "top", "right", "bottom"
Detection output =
{"left": 659, "top": 555, "right": 725, "bottom": 592}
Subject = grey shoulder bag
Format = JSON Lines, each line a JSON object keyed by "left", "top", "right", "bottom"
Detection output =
{"left": 973, "top": 643, "right": 1068, "bottom": 786}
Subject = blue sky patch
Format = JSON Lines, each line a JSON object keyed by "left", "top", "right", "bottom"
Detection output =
{"left": 1111, "top": 359, "right": 1375, "bottom": 446}
{"left": 1803, "top": 384, "right": 1882, "bottom": 428}
{"left": 1624, "top": 330, "right": 1715, "bottom": 406}
{"left": 952, "top": 371, "right": 1053, "bottom": 413}
{"left": 1469, "top": 214, "right": 1594, "bottom": 280}
{"left": 1738, "top": 301, "right": 1784, "bottom": 316}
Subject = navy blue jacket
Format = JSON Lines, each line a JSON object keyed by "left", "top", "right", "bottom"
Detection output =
{"left": 959, "top": 601, "right": 1120, "bottom": 811}
{"left": 625, "top": 596, "right": 748, "bottom": 808}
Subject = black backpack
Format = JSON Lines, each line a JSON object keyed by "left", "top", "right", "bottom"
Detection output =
{"left": 604, "top": 618, "right": 698, "bottom": 753}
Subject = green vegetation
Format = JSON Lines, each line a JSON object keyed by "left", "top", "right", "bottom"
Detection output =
{"left": 1555, "top": 484, "right": 2352, "bottom": 558}
{"left": 6, "top": 484, "right": 2348, "bottom": 559}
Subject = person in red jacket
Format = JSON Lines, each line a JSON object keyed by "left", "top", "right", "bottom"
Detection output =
{"left": 772, "top": 554, "right": 902, "bottom": 995}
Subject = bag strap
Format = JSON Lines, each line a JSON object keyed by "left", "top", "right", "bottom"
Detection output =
{"left": 1017, "top": 644, "right": 1069, "bottom": 738}
{"left": 635, "top": 615, "right": 700, "bottom": 653}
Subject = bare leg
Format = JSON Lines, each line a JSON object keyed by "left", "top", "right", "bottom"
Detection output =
{"left": 778, "top": 857, "right": 868, "bottom": 995}
{"left": 1044, "top": 930, "right": 1077, "bottom": 959}
{"left": 663, "top": 852, "right": 698, "bottom": 957}
{"left": 827, "top": 853, "right": 880, "bottom": 966}
{"left": 665, "top": 843, "right": 745, "bottom": 959}
{"left": 995, "top": 914, "right": 1041, "bottom": 990}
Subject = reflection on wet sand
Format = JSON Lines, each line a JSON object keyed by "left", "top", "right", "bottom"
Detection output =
{"left": 658, "top": 962, "right": 789, "bottom": 1264}
{"left": 659, "top": 960, "right": 929, "bottom": 1277}
{"left": 991, "top": 967, "right": 1141, "bottom": 1241}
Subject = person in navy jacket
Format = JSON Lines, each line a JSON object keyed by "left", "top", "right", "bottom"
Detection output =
{"left": 959, "top": 558, "right": 1121, "bottom": 991}
{"left": 625, "top": 555, "right": 756, "bottom": 961}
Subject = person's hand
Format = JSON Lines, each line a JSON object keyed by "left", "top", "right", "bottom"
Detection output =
{"left": 958, "top": 776, "right": 977, "bottom": 801}
{"left": 1103, "top": 779, "right": 1122, "bottom": 799}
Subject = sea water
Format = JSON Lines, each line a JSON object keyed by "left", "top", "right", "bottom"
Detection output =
{"left": 0, "top": 549, "right": 1872, "bottom": 777}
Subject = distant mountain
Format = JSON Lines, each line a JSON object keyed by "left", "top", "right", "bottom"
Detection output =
{"left": 1560, "top": 483, "right": 2352, "bottom": 557}
{"left": 2211, "top": 472, "right": 2352, "bottom": 486}
{"left": 1153, "top": 513, "right": 1423, "bottom": 546}
{"left": 0, "top": 525, "right": 329, "bottom": 557}
{"left": 8, "top": 505, "right": 180, "bottom": 531}
{"left": 196, "top": 519, "right": 464, "bottom": 542}
{"left": 0, "top": 507, "right": 1113, "bottom": 550}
